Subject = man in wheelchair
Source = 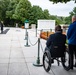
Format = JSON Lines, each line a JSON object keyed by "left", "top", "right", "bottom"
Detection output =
{"left": 46, "top": 25, "right": 66, "bottom": 63}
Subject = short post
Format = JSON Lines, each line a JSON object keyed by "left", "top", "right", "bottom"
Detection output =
{"left": 50, "top": 29, "right": 52, "bottom": 32}
{"left": 33, "top": 38, "right": 43, "bottom": 66}
{"left": 24, "top": 31, "right": 30, "bottom": 47}
{"left": 41, "top": 29, "right": 43, "bottom": 33}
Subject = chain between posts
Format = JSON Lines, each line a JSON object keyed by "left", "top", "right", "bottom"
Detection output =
{"left": 28, "top": 32, "right": 45, "bottom": 52}
{"left": 28, "top": 30, "right": 45, "bottom": 53}
{"left": 28, "top": 33, "right": 38, "bottom": 46}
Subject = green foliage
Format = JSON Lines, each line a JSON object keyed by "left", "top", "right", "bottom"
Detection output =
{"left": 0, "top": 0, "right": 75, "bottom": 27}
{"left": 29, "top": 5, "right": 44, "bottom": 25}
{"left": 13, "top": 0, "right": 31, "bottom": 23}
{"left": 6, "top": 0, "right": 20, "bottom": 19}
{"left": 43, "top": 9, "right": 50, "bottom": 19}
{"left": 0, "top": 0, "right": 10, "bottom": 20}
{"left": 49, "top": 15, "right": 65, "bottom": 25}
{"left": 69, "top": 7, "right": 76, "bottom": 15}
{"left": 65, "top": 7, "right": 76, "bottom": 24}
{"left": 49, "top": 0, "right": 76, "bottom": 3}
{"left": 64, "top": 16, "right": 71, "bottom": 24}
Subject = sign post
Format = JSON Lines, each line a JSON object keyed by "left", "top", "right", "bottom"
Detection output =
{"left": 24, "top": 20, "right": 30, "bottom": 47}
{"left": 24, "top": 20, "right": 29, "bottom": 40}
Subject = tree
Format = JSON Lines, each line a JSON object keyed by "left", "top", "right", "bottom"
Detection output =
{"left": 64, "top": 16, "right": 71, "bottom": 24}
{"left": 0, "top": 0, "right": 10, "bottom": 21}
{"left": 43, "top": 9, "right": 50, "bottom": 19}
{"left": 69, "top": 7, "right": 76, "bottom": 16}
{"left": 65, "top": 7, "right": 76, "bottom": 24}
{"left": 49, "top": 15, "right": 65, "bottom": 25}
{"left": 13, "top": 0, "right": 32, "bottom": 23}
{"left": 29, "top": 5, "right": 44, "bottom": 25}
{"left": 6, "top": 0, "right": 20, "bottom": 19}
{"left": 49, "top": 0, "right": 76, "bottom": 3}
{"left": 5, "top": 0, "right": 20, "bottom": 26}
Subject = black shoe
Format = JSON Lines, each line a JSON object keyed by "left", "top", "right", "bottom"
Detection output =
{"left": 51, "top": 59, "right": 54, "bottom": 63}
{"left": 70, "top": 67, "right": 73, "bottom": 70}
{"left": 73, "top": 63, "right": 76, "bottom": 67}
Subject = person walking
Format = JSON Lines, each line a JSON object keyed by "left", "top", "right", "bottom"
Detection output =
{"left": 67, "top": 15, "right": 76, "bottom": 70}
{"left": 0, "top": 21, "right": 4, "bottom": 33}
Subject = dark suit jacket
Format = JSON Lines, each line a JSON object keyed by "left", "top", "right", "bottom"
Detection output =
{"left": 46, "top": 31, "right": 66, "bottom": 57}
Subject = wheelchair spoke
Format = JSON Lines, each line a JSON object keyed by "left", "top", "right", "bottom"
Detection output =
{"left": 43, "top": 51, "right": 51, "bottom": 72}
{"left": 61, "top": 51, "right": 71, "bottom": 71}
{"left": 44, "top": 56, "right": 49, "bottom": 69}
{"left": 64, "top": 52, "right": 69, "bottom": 66}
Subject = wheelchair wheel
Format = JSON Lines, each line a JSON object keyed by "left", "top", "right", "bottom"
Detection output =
{"left": 61, "top": 51, "right": 70, "bottom": 71}
{"left": 43, "top": 50, "right": 51, "bottom": 72}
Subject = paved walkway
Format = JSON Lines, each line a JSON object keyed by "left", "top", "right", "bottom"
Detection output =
{"left": 0, "top": 27, "right": 76, "bottom": 75}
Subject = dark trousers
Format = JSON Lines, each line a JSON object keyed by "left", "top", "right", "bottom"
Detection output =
{"left": 68, "top": 44, "right": 76, "bottom": 68}
{"left": 1, "top": 30, "right": 3, "bottom": 33}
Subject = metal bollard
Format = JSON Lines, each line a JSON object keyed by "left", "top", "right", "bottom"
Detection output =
{"left": 33, "top": 38, "right": 43, "bottom": 66}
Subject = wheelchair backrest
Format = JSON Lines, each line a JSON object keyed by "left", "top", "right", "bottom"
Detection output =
{"left": 49, "top": 33, "right": 66, "bottom": 57}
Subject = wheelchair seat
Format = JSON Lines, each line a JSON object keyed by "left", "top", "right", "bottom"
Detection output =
{"left": 46, "top": 44, "right": 66, "bottom": 57}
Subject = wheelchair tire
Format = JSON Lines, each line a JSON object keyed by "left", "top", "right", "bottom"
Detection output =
{"left": 61, "top": 51, "right": 70, "bottom": 71}
{"left": 43, "top": 50, "right": 51, "bottom": 72}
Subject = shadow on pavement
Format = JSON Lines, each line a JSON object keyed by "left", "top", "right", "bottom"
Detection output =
{"left": 0, "top": 29, "right": 10, "bottom": 34}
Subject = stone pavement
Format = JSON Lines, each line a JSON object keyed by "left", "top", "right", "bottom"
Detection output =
{"left": 0, "top": 27, "right": 76, "bottom": 75}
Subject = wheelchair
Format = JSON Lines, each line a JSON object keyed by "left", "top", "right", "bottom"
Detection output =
{"left": 43, "top": 45, "right": 70, "bottom": 72}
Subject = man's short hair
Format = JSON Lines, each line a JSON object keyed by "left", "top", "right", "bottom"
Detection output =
{"left": 72, "top": 15, "right": 76, "bottom": 20}
{"left": 55, "top": 25, "right": 62, "bottom": 31}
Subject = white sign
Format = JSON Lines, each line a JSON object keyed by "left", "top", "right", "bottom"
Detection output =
{"left": 25, "top": 23, "right": 29, "bottom": 28}
{"left": 37, "top": 20, "right": 55, "bottom": 30}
